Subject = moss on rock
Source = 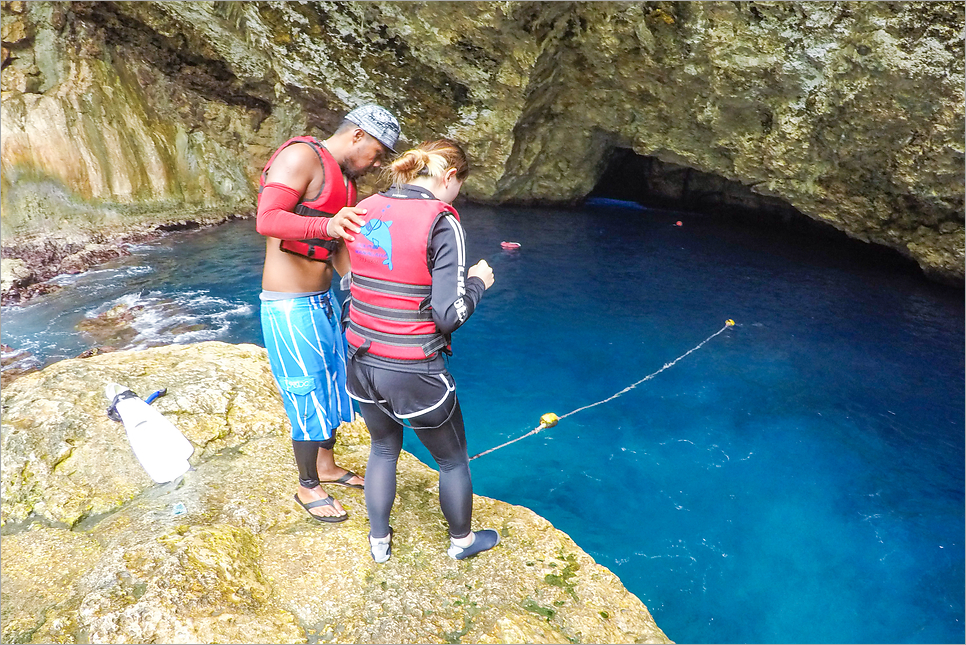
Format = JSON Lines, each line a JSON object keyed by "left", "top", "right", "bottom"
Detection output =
{"left": 2, "top": 1, "right": 960, "bottom": 285}
{"left": 1, "top": 341, "right": 671, "bottom": 644}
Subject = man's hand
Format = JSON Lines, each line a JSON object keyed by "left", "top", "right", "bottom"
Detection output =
{"left": 326, "top": 207, "right": 368, "bottom": 241}
{"left": 468, "top": 259, "right": 494, "bottom": 289}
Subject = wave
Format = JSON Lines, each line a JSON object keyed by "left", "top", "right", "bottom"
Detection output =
{"left": 0, "top": 343, "right": 42, "bottom": 373}
{"left": 82, "top": 290, "right": 254, "bottom": 351}
{"left": 50, "top": 265, "right": 155, "bottom": 286}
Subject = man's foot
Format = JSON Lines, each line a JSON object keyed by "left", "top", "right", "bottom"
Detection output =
{"left": 294, "top": 486, "right": 347, "bottom": 523}
{"left": 318, "top": 469, "right": 365, "bottom": 490}
{"left": 447, "top": 529, "right": 500, "bottom": 560}
{"left": 316, "top": 448, "right": 365, "bottom": 489}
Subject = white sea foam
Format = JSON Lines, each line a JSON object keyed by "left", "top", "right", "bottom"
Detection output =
{"left": 82, "top": 290, "right": 254, "bottom": 351}
{"left": 0, "top": 343, "right": 42, "bottom": 371}
{"left": 51, "top": 265, "right": 154, "bottom": 285}
{"left": 123, "top": 243, "right": 165, "bottom": 253}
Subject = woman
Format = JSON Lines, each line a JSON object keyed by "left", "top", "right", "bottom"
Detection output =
{"left": 342, "top": 139, "right": 498, "bottom": 562}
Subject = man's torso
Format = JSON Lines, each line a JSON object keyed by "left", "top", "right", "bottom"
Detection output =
{"left": 261, "top": 139, "right": 351, "bottom": 293}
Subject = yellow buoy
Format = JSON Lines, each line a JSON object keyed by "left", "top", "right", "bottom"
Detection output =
{"left": 539, "top": 412, "right": 559, "bottom": 428}
{"left": 726, "top": 319, "right": 735, "bottom": 326}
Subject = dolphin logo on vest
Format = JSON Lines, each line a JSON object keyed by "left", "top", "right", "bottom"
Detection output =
{"left": 359, "top": 216, "right": 394, "bottom": 270}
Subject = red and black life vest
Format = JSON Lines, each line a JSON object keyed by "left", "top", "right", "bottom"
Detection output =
{"left": 259, "top": 136, "right": 357, "bottom": 262}
{"left": 345, "top": 193, "right": 458, "bottom": 362}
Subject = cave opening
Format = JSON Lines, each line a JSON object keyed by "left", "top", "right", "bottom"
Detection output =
{"left": 586, "top": 147, "right": 926, "bottom": 277}
{"left": 589, "top": 148, "right": 813, "bottom": 226}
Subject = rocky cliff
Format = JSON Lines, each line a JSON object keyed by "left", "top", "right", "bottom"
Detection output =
{"left": 0, "top": 341, "right": 671, "bottom": 644}
{"left": 2, "top": 1, "right": 962, "bottom": 286}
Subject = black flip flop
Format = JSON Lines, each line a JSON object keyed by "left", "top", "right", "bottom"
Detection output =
{"left": 294, "top": 493, "right": 348, "bottom": 523}
{"left": 319, "top": 470, "right": 365, "bottom": 490}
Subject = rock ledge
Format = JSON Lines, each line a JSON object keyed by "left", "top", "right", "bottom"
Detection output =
{"left": 1, "top": 341, "right": 670, "bottom": 644}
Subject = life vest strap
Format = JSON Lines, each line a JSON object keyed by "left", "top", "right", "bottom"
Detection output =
{"left": 351, "top": 338, "right": 372, "bottom": 358}
{"left": 420, "top": 334, "right": 449, "bottom": 356}
{"left": 351, "top": 273, "right": 432, "bottom": 298}
{"left": 294, "top": 204, "right": 337, "bottom": 218}
{"left": 279, "top": 238, "right": 340, "bottom": 261}
{"left": 349, "top": 340, "right": 448, "bottom": 364}
{"left": 347, "top": 321, "right": 443, "bottom": 348}
{"left": 350, "top": 299, "right": 434, "bottom": 323}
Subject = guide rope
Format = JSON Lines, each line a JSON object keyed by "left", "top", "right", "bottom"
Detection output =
{"left": 469, "top": 319, "right": 736, "bottom": 461}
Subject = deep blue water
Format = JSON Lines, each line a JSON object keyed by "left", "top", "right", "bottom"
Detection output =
{"left": 2, "top": 205, "right": 963, "bottom": 644}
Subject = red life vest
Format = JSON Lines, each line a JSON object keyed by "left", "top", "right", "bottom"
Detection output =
{"left": 259, "top": 136, "right": 357, "bottom": 262}
{"left": 345, "top": 193, "right": 458, "bottom": 362}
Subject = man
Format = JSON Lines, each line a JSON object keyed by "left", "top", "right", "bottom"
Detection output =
{"left": 256, "top": 105, "right": 400, "bottom": 522}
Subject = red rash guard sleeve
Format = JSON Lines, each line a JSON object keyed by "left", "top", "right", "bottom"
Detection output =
{"left": 255, "top": 182, "right": 331, "bottom": 240}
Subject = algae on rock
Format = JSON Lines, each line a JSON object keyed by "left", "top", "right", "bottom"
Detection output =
{"left": 1, "top": 341, "right": 671, "bottom": 644}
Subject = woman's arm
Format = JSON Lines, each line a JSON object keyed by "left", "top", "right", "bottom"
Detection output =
{"left": 428, "top": 212, "right": 487, "bottom": 335}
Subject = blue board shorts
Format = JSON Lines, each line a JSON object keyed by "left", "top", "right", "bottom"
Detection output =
{"left": 260, "top": 290, "right": 352, "bottom": 442}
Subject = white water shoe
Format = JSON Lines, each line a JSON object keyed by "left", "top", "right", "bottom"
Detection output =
{"left": 447, "top": 529, "right": 500, "bottom": 560}
{"left": 369, "top": 527, "right": 393, "bottom": 563}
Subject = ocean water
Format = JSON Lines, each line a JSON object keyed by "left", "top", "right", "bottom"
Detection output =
{"left": 1, "top": 205, "right": 962, "bottom": 644}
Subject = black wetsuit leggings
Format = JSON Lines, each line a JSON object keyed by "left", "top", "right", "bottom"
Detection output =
{"left": 359, "top": 396, "right": 473, "bottom": 540}
{"left": 292, "top": 437, "right": 335, "bottom": 489}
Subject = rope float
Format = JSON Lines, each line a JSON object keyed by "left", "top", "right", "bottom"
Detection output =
{"left": 469, "top": 319, "right": 736, "bottom": 461}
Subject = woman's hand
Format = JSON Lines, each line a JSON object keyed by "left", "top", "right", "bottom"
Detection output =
{"left": 468, "top": 260, "right": 494, "bottom": 289}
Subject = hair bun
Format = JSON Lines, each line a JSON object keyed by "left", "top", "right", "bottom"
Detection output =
{"left": 388, "top": 139, "right": 470, "bottom": 186}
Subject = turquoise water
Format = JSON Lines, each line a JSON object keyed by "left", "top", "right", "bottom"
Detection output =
{"left": 2, "top": 206, "right": 962, "bottom": 644}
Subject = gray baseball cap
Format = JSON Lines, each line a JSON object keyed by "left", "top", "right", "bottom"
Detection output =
{"left": 345, "top": 104, "right": 400, "bottom": 153}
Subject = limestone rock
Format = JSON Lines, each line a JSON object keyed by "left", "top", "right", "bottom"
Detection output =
{"left": 1, "top": 341, "right": 670, "bottom": 644}
{"left": 57, "top": 243, "right": 128, "bottom": 275}
{"left": 2, "top": 1, "right": 959, "bottom": 284}
{"left": 0, "top": 342, "right": 283, "bottom": 528}
{"left": 74, "top": 297, "right": 209, "bottom": 349}
{"left": 75, "top": 302, "right": 144, "bottom": 347}
{"left": 0, "top": 257, "right": 30, "bottom": 292}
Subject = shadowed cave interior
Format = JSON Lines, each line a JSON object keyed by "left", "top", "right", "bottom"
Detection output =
{"left": 585, "top": 147, "right": 926, "bottom": 277}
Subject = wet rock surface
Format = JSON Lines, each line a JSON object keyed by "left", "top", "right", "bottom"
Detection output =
{"left": 0, "top": 341, "right": 671, "bottom": 644}
{"left": 2, "top": 228, "right": 191, "bottom": 305}
{"left": 75, "top": 303, "right": 145, "bottom": 348}
{"left": 0, "top": 343, "right": 38, "bottom": 388}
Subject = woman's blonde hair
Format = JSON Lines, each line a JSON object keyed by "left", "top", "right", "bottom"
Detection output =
{"left": 388, "top": 139, "right": 469, "bottom": 186}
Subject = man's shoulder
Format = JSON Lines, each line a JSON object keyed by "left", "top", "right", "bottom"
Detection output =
{"left": 264, "top": 138, "right": 327, "bottom": 189}
{"left": 276, "top": 138, "right": 323, "bottom": 160}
